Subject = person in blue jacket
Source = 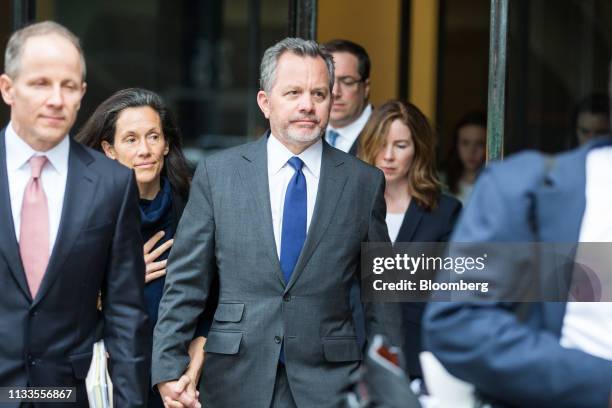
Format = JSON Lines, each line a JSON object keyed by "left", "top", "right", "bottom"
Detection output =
{"left": 424, "top": 132, "right": 612, "bottom": 407}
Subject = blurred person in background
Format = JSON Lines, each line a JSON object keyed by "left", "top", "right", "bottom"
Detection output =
{"left": 324, "top": 39, "right": 372, "bottom": 156}
{"left": 76, "top": 88, "right": 214, "bottom": 408}
{"left": 442, "top": 111, "right": 487, "bottom": 205}
{"left": 573, "top": 93, "right": 610, "bottom": 146}
{"left": 359, "top": 100, "right": 461, "bottom": 379}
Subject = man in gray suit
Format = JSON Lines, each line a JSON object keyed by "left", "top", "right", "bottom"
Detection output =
{"left": 152, "top": 37, "right": 401, "bottom": 408}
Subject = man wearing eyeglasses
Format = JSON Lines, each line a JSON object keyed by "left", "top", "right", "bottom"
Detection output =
{"left": 324, "top": 39, "right": 372, "bottom": 156}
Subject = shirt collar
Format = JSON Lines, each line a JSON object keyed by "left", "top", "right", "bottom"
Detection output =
{"left": 5, "top": 121, "right": 70, "bottom": 175}
{"left": 328, "top": 104, "right": 373, "bottom": 139}
{"left": 267, "top": 133, "right": 322, "bottom": 179}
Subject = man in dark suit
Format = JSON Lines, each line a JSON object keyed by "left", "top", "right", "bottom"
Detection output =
{"left": 424, "top": 119, "right": 612, "bottom": 405}
{"left": 152, "top": 37, "right": 402, "bottom": 408}
{"left": 0, "top": 21, "right": 150, "bottom": 407}
{"left": 323, "top": 39, "right": 372, "bottom": 156}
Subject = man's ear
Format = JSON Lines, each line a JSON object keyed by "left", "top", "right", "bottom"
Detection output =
{"left": 76, "top": 81, "right": 87, "bottom": 111}
{"left": 257, "top": 90, "right": 271, "bottom": 119}
{"left": 101, "top": 140, "right": 116, "bottom": 160}
{"left": 0, "top": 74, "right": 15, "bottom": 106}
{"left": 363, "top": 78, "right": 371, "bottom": 101}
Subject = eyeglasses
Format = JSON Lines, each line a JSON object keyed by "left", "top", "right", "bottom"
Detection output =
{"left": 334, "top": 76, "right": 364, "bottom": 88}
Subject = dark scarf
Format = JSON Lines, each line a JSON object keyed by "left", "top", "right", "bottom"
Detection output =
{"left": 139, "top": 177, "right": 175, "bottom": 332}
{"left": 140, "top": 177, "right": 173, "bottom": 243}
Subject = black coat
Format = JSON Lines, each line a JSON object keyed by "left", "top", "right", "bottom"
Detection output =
{"left": 397, "top": 194, "right": 462, "bottom": 378}
{"left": 0, "top": 134, "right": 150, "bottom": 407}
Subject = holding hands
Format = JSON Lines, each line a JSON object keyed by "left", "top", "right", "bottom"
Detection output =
{"left": 158, "top": 375, "right": 200, "bottom": 408}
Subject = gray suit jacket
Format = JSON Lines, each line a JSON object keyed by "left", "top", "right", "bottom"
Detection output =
{"left": 152, "top": 133, "right": 402, "bottom": 408}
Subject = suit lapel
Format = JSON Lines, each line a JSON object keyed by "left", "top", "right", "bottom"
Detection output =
{"left": 536, "top": 138, "right": 612, "bottom": 329}
{"left": 348, "top": 138, "right": 359, "bottom": 156}
{"left": 536, "top": 155, "right": 586, "bottom": 243}
{"left": 0, "top": 130, "right": 32, "bottom": 301}
{"left": 237, "top": 133, "right": 285, "bottom": 286}
{"left": 395, "top": 199, "right": 423, "bottom": 243}
{"left": 537, "top": 138, "right": 612, "bottom": 242}
{"left": 33, "top": 140, "right": 98, "bottom": 307}
{"left": 285, "top": 143, "right": 348, "bottom": 293}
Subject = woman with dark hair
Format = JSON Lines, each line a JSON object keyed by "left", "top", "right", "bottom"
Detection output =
{"left": 359, "top": 100, "right": 461, "bottom": 379}
{"left": 443, "top": 112, "right": 487, "bottom": 204}
{"left": 76, "top": 88, "right": 212, "bottom": 408}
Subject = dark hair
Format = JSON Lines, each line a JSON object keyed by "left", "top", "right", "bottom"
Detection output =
{"left": 359, "top": 100, "right": 441, "bottom": 211}
{"left": 574, "top": 93, "right": 609, "bottom": 119}
{"left": 444, "top": 112, "right": 487, "bottom": 195}
{"left": 75, "top": 88, "right": 191, "bottom": 200}
{"left": 324, "top": 39, "right": 371, "bottom": 81}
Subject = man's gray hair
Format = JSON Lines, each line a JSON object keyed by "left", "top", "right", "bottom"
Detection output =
{"left": 259, "top": 37, "right": 334, "bottom": 93}
{"left": 4, "top": 21, "right": 86, "bottom": 80}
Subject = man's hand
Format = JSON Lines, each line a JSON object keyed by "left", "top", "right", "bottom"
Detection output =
{"left": 157, "top": 375, "right": 200, "bottom": 408}
{"left": 144, "top": 231, "right": 174, "bottom": 283}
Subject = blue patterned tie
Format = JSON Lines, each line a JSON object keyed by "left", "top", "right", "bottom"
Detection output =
{"left": 327, "top": 129, "right": 340, "bottom": 147}
{"left": 280, "top": 157, "right": 307, "bottom": 284}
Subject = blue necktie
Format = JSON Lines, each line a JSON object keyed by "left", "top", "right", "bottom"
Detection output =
{"left": 327, "top": 129, "right": 340, "bottom": 147}
{"left": 280, "top": 157, "right": 307, "bottom": 284}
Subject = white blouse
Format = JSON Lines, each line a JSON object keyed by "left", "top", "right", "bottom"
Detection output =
{"left": 385, "top": 212, "right": 406, "bottom": 243}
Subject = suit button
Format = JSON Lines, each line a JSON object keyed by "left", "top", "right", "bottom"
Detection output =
{"left": 283, "top": 294, "right": 291, "bottom": 302}
{"left": 274, "top": 336, "right": 282, "bottom": 344}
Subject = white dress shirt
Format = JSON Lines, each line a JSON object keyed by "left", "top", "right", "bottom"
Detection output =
{"left": 385, "top": 212, "right": 405, "bottom": 244}
{"left": 560, "top": 146, "right": 612, "bottom": 361}
{"left": 267, "top": 134, "right": 321, "bottom": 257}
{"left": 6, "top": 122, "right": 69, "bottom": 254}
{"left": 326, "top": 104, "right": 372, "bottom": 153}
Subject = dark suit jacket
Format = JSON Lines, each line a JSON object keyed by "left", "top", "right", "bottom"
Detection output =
{"left": 152, "top": 133, "right": 403, "bottom": 408}
{"left": 424, "top": 138, "right": 612, "bottom": 408}
{"left": 349, "top": 138, "right": 359, "bottom": 156}
{"left": 397, "top": 194, "right": 461, "bottom": 377}
{"left": 0, "top": 131, "right": 150, "bottom": 407}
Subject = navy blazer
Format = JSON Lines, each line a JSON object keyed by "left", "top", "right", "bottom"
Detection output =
{"left": 424, "top": 138, "right": 612, "bottom": 408}
{"left": 396, "top": 194, "right": 461, "bottom": 377}
{"left": 0, "top": 131, "right": 150, "bottom": 407}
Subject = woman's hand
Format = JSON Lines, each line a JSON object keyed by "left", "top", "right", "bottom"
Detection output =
{"left": 143, "top": 231, "right": 174, "bottom": 283}
{"left": 157, "top": 337, "right": 206, "bottom": 408}
{"left": 186, "top": 336, "right": 206, "bottom": 388}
